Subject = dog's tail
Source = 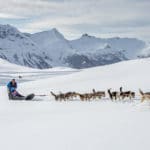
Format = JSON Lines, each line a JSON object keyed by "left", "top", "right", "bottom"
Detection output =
{"left": 139, "top": 89, "right": 144, "bottom": 96}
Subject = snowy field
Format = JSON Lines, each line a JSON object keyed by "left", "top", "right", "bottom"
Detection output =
{"left": 0, "top": 59, "right": 78, "bottom": 85}
{"left": 0, "top": 58, "right": 150, "bottom": 150}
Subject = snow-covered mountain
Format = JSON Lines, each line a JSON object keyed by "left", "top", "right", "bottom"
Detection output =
{"left": 0, "top": 24, "right": 148, "bottom": 69}
{"left": 29, "top": 28, "right": 75, "bottom": 67}
{"left": 68, "top": 34, "right": 146, "bottom": 68}
{"left": 0, "top": 58, "right": 37, "bottom": 72}
{"left": 0, "top": 25, "right": 54, "bottom": 68}
{"left": 137, "top": 46, "right": 150, "bottom": 58}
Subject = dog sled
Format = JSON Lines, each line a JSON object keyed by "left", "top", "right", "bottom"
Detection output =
{"left": 8, "top": 89, "right": 35, "bottom": 100}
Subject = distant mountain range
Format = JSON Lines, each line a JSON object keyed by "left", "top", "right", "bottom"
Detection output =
{"left": 0, "top": 24, "right": 149, "bottom": 69}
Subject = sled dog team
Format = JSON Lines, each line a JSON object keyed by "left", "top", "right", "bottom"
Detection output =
{"left": 51, "top": 87, "right": 150, "bottom": 102}
{"left": 6, "top": 79, "right": 150, "bottom": 102}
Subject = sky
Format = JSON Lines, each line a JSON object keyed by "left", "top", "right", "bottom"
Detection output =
{"left": 0, "top": 0, "right": 150, "bottom": 40}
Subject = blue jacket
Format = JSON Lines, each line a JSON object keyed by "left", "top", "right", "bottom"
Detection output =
{"left": 7, "top": 81, "right": 17, "bottom": 92}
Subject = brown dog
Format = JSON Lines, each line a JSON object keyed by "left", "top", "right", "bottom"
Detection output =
{"left": 120, "top": 87, "right": 135, "bottom": 100}
{"left": 92, "top": 89, "right": 105, "bottom": 98}
{"left": 50, "top": 91, "right": 67, "bottom": 101}
{"left": 139, "top": 89, "right": 150, "bottom": 102}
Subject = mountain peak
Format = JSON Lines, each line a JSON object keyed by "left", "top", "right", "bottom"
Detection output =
{"left": 0, "top": 24, "right": 19, "bottom": 33}
{"left": 81, "top": 33, "right": 96, "bottom": 39}
{"left": 51, "top": 28, "right": 59, "bottom": 33}
{"left": 82, "top": 33, "right": 91, "bottom": 37}
{"left": 50, "top": 28, "right": 64, "bottom": 38}
{"left": 32, "top": 28, "right": 65, "bottom": 40}
{"left": 0, "top": 24, "right": 23, "bottom": 39}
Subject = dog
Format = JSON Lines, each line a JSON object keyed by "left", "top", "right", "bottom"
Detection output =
{"left": 92, "top": 89, "right": 105, "bottom": 98}
{"left": 51, "top": 91, "right": 79, "bottom": 101}
{"left": 63, "top": 92, "right": 77, "bottom": 100}
{"left": 50, "top": 91, "right": 59, "bottom": 100}
{"left": 76, "top": 92, "right": 94, "bottom": 101}
{"left": 50, "top": 91, "right": 66, "bottom": 101}
{"left": 76, "top": 93, "right": 87, "bottom": 101}
{"left": 120, "top": 87, "right": 135, "bottom": 100}
{"left": 107, "top": 89, "right": 120, "bottom": 100}
{"left": 139, "top": 89, "right": 150, "bottom": 102}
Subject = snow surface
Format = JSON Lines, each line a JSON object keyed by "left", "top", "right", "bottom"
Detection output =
{"left": 0, "top": 58, "right": 78, "bottom": 85}
{"left": 0, "top": 58, "right": 150, "bottom": 150}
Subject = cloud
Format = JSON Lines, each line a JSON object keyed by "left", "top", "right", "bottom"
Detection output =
{"left": 0, "top": 0, "right": 150, "bottom": 40}
{"left": 0, "top": 13, "right": 26, "bottom": 19}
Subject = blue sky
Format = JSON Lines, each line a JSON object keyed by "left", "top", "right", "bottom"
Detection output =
{"left": 0, "top": 0, "right": 150, "bottom": 40}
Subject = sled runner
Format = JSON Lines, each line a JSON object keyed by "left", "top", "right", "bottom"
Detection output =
{"left": 9, "top": 93, "right": 35, "bottom": 100}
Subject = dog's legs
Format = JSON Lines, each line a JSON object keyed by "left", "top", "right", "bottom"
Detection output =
{"left": 141, "top": 96, "right": 145, "bottom": 103}
{"left": 115, "top": 94, "right": 117, "bottom": 100}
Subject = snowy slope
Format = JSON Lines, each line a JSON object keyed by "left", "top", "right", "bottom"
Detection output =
{"left": 0, "top": 59, "right": 150, "bottom": 150}
{"left": 0, "top": 58, "right": 37, "bottom": 72}
{"left": 138, "top": 46, "right": 150, "bottom": 58}
{"left": 0, "top": 24, "right": 54, "bottom": 69}
{"left": 0, "top": 58, "right": 78, "bottom": 86}
{"left": 18, "top": 58, "right": 150, "bottom": 95}
{"left": 68, "top": 34, "right": 147, "bottom": 68}
{"left": 0, "top": 57, "right": 76, "bottom": 73}
{"left": 30, "top": 28, "right": 75, "bottom": 66}
{"left": 1, "top": 58, "right": 150, "bottom": 99}
{"left": 0, "top": 24, "right": 149, "bottom": 69}
{"left": 70, "top": 34, "right": 145, "bottom": 59}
